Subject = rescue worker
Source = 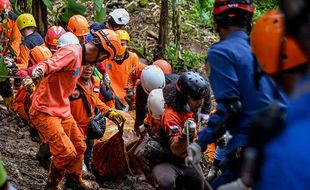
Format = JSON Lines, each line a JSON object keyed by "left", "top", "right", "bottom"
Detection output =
{"left": 251, "top": 9, "right": 309, "bottom": 190}
{"left": 34, "top": 32, "right": 80, "bottom": 170}
{"left": 15, "top": 13, "right": 46, "bottom": 69}
{"left": 152, "top": 71, "right": 208, "bottom": 190}
{"left": 187, "top": 0, "right": 287, "bottom": 189}
{"left": 134, "top": 65, "right": 168, "bottom": 133}
{"left": 0, "top": 0, "right": 21, "bottom": 114}
{"left": 70, "top": 60, "right": 125, "bottom": 172}
{"left": 13, "top": 45, "right": 52, "bottom": 122}
{"left": 45, "top": 26, "right": 66, "bottom": 53}
{"left": 134, "top": 62, "right": 211, "bottom": 134}
{"left": 88, "top": 8, "right": 130, "bottom": 41}
{"left": 29, "top": 28, "right": 125, "bottom": 190}
{"left": 67, "top": 15, "right": 89, "bottom": 44}
{"left": 0, "top": 0, "right": 21, "bottom": 56}
{"left": 98, "top": 29, "right": 139, "bottom": 110}
{"left": 125, "top": 63, "right": 147, "bottom": 110}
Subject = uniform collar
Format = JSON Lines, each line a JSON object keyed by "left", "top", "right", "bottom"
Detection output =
{"left": 224, "top": 29, "right": 248, "bottom": 41}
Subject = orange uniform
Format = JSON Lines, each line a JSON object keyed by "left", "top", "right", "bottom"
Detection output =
{"left": 31, "top": 44, "right": 82, "bottom": 118}
{"left": 0, "top": 12, "right": 21, "bottom": 56}
{"left": 161, "top": 107, "right": 195, "bottom": 144}
{"left": 70, "top": 76, "right": 110, "bottom": 137}
{"left": 103, "top": 52, "right": 139, "bottom": 105}
{"left": 16, "top": 32, "right": 45, "bottom": 69}
{"left": 29, "top": 44, "right": 85, "bottom": 176}
{"left": 126, "top": 63, "right": 146, "bottom": 90}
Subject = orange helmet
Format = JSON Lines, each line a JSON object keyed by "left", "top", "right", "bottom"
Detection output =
{"left": 30, "top": 45, "right": 52, "bottom": 65}
{"left": 92, "top": 29, "right": 126, "bottom": 62}
{"left": 251, "top": 10, "right": 308, "bottom": 74}
{"left": 67, "top": 15, "right": 89, "bottom": 36}
{"left": 153, "top": 59, "right": 172, "bottom": 74}
{"left": 0, "top": 0, "right": 11, "bottom": 13}
{"left": 45, "top": 26, "right": 66, "bottom": 51}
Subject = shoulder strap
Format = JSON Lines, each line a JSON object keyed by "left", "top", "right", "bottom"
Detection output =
{"left": 76, "top": 84, "right": 92, "bottom": 117}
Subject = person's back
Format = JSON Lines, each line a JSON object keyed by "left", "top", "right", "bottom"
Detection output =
{"left": 104, "top": 51, "right": 139, "bottom": 106}
{"left": 255, "top": 87, "right": 310, "bottom": 190}
{"left": 207, "top": 30, "right": 287, "bottom": 134}
{"left": 15, "top": 13, "right": 45, "bottom": 69}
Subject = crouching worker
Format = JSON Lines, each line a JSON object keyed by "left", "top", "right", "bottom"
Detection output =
{"left": 151, "top": 71, "right": 209, "bottom": 190}
{"left": 29, "top": 28, "right": 125, "bottom": 190}
{"left": 70, "top": 61, "right": 125, "bottom": 172}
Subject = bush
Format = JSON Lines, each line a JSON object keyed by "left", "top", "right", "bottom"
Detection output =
{"left": 166, "top": 43, "right": 205, "bottom": 72}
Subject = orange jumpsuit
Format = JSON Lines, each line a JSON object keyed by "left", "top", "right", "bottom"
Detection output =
{"left": 0, "top": 12, "right": 21, "bottom": 56}
{"left": 15, "top": 32, "right": 45, "bottom": 69}
{"left": 70, "top": 76, "right": 110, "bottom": 137}
{"left": 102, "top": 52, "right": 139, "bottom": 106}
{"left": 126, "top": 63, "right": 146, "bottom": 90}
{"left": 29, "top": 44, "right": 85, "bottom": 177}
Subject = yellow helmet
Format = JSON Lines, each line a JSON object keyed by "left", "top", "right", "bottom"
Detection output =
{"left": 115, "top": 29, "right": 130, "bottom": 43}
{"left": 16, "top": 13, "right": 37, "bottom": 30}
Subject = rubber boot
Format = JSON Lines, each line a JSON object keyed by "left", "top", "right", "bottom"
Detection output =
{"left": 45, "top": 163, "right": 64, "bottom": 190}
{"left": 3, "top": 96, "right": 14, "bottom": 114}
{"left": 64, "top": 173, "right": 99, "bottom": 190}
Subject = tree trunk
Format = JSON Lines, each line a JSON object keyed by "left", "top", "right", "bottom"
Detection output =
{"left": 154, "top": 0, "right": 168, "bottom": 60}
{"left": 32, "top": 0, "right": 48, "bottom": 36}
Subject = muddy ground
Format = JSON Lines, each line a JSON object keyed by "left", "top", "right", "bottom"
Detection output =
{"left": 0, "top": 109, "right": 154, "bottom": 190}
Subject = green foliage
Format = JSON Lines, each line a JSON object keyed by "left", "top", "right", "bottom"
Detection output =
{"left": 253, "top": 0, "right": 278, "bottom": 21}
{"left": 94, "top": 0, "right": 106, "bottom": 23}
{"left": 166, "top": 43, "right": 205, "bottom": 72}
{"left": 195, "top": 0, "right": 214, "bottom": 28}
{"left": 61, "top": 0, "right": 86, "bottom": 23}
{"left": 193, "top": 0, "right": 279, "bottom": 28}
{"left": 41, "top": 0, "right": 54, "bottom": 14}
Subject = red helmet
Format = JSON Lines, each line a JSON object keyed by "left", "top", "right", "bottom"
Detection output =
{"left": 213, "top": 0, "right": 254, "bottom": 16}
{"left": 45, "top": 26, "right": 66, "bottom": 51}
{"left": 0, "top": 0, "right": 11, "bottom": 13}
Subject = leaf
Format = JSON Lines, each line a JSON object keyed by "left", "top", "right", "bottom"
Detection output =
{"left": 41, "top": 0, "right": 54, "bottom": 13}
{"left": 61, "top": 0, "right": 86, "bottom": 23}
{"left": 94, "top": 7, "right": 106, "bottom": 23}
{"left": 68, "top": 0, "right": 86, "bottom": 14}
{"left": 94, "top": 0, "right": 104, "bottom": 13}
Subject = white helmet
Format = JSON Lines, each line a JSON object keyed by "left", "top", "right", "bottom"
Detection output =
{"left": 56, "top": 32, "right": 80, "bottom": 49}
{"left": 109, "top": 8, "right": 130, "bottom": 25}
{"left": 147, "top": 89, "right": 165, "bottom": 120}
{"left": 141, "top": 65, "right": 166, "bottom": 94}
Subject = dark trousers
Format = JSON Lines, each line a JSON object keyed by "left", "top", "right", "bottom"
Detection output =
{"left": 84, "top": 136, "right": 94, "bottom": 171}
{"left": 152, "top": 162, "right": 204, "bottom": 190}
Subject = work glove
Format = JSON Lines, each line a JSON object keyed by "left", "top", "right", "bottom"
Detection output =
{"left": 103, "top": 73, "right": 111, "bottom": 89}
{"left": 216, "top": 131, "right": 233, "bottom": 147}
{"left": 182, "top": 119, "right": 197, "bottom": 140}
{"left": 22, "top": 77, "right": 36, "bottom": 93}
{"left": 206, "top": 167, "right": 218, "bottom": 181}
{"left": 198, "top": 113, "right": 209, "bottom": 126}
{"left": 106, "top": 109, "right": 125, "bottom": 126}
{"left": 31, "top": 67, "right": 44, "bottom": 82}
{"left": 217, "top": 178, "right": 252, "bottom": 190}
{"left": 4, "top": 55, "right": 15, "bottom": 68}
{"left": 185, "top": 142, "right": 201, "bottom": 166}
